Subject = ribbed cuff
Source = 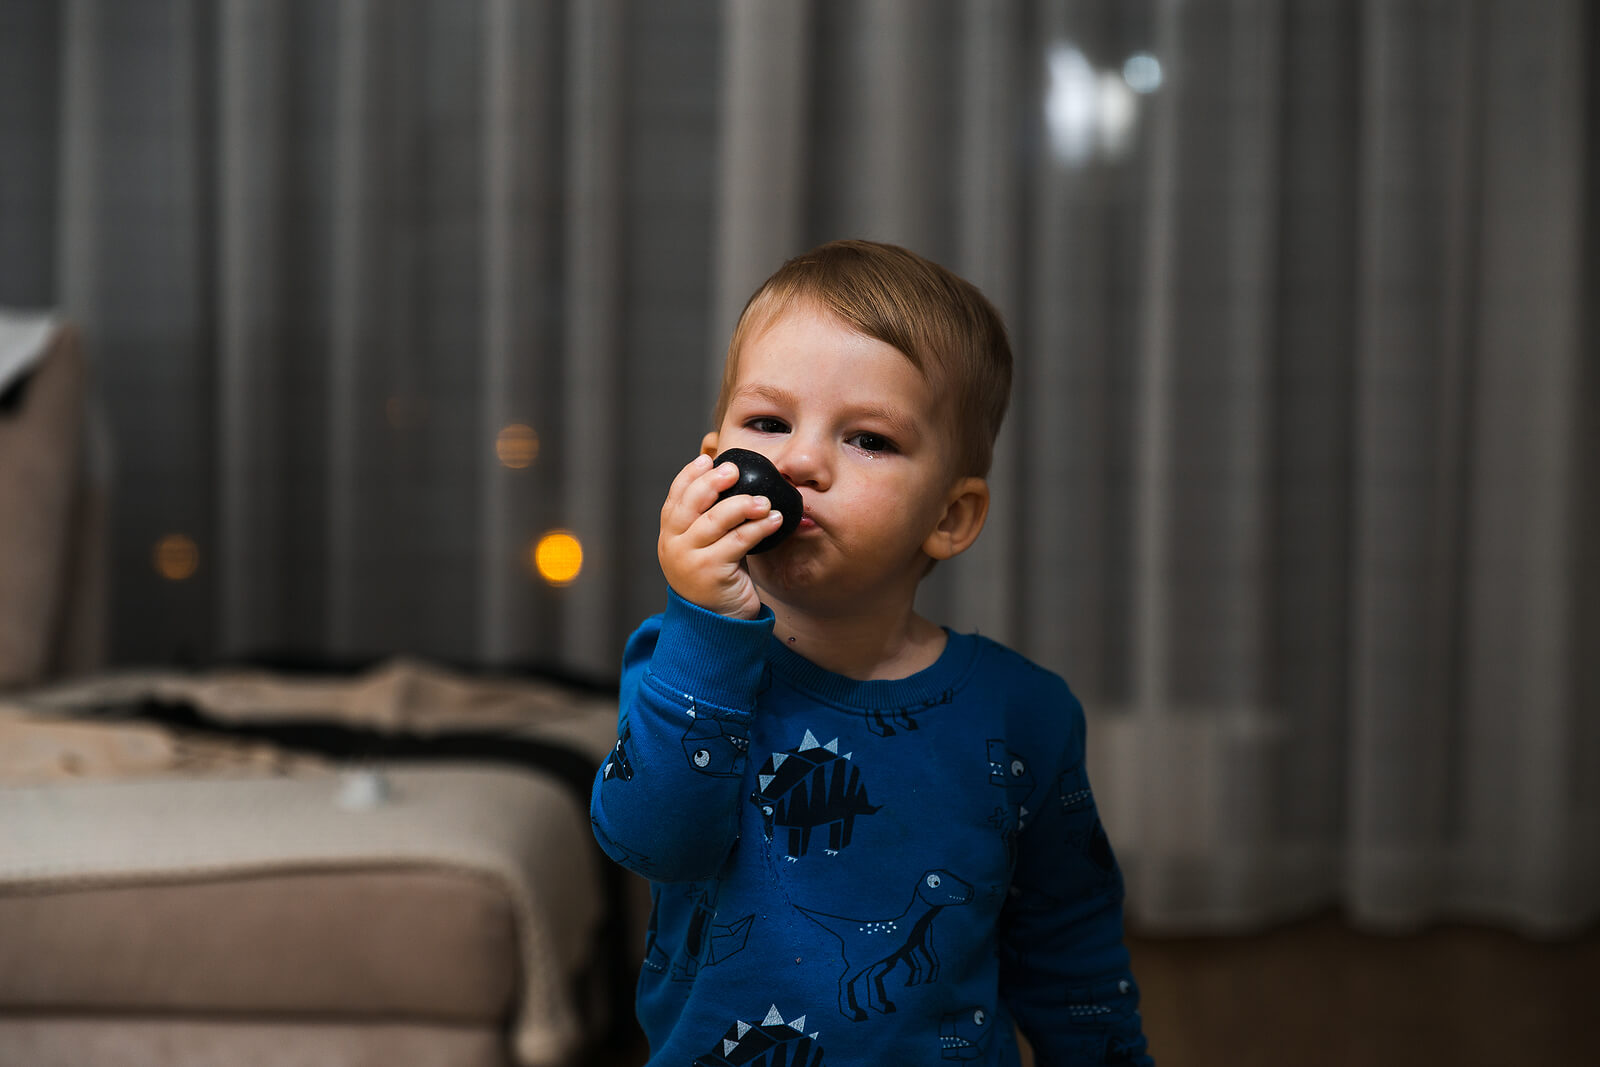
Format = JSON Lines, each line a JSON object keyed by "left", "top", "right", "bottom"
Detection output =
{"left": 646, "top": 590, "right": 775, "bottom": 717}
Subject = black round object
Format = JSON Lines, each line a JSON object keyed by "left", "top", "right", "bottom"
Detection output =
{"left": 714, "top": 448, "right": 802, "bottom": 554}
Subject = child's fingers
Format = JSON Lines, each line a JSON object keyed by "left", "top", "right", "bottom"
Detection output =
{"left": 661, "top": 454, "right": 713, "bottom": 514}
{"left": 656, "top": 455, "right": 780, "bottom": 619}
{"left": 661, "top": 455, "right": 737, "bottom": 533}
{"left": 724, "top": 506, "right": 787, "bottom": 553}
{"left": 683, "top": 492, "right": 774, "bottom": 551}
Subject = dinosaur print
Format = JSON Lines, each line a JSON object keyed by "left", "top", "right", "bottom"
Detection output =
{"left": 862, "top": 689, "right": 951, "bottom": 736}
{"left": 1059, "top": 977, "right": 1144, "bottom": 1063}
{"left": 1056, "top": 762, "right": 1094, "bottom": 818}
{"left": 602, "top": 722, "right": 634, "bottom": 781}
{"left": 751, "top": 730, "right": 879, "bottom": 859}
{"left": 692, "top": 1005, "right": 824, "bottom": 1067}
{"left": 988, "top": 740, "right": 1036, "bottom": 808}
{"left": 986, "top": 740, "right": 1037, "bottom": 867}
{"left": 939, "top": 1006, "right": 995, "bottom": 1061}
{"left": 682, "top": 709, "right": 749, "bottom": 777}
{"left": 644, "top": 885, "right": 754, "bottom": 980}
{"left": 797, "top": 868, "right": 974, "bottom": 1021}
{"left": 641, "top": 898, "right": 666, "bottom": 974}
{"left": 1054, "top": 765, "right": 1116, "bottom": 885}
{"left": 673, "top": 889, "right": 754, "bottom": 981}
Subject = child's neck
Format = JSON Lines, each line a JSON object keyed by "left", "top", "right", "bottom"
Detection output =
{"left": 766, "top": 597, "right": 947, "bottom": 681}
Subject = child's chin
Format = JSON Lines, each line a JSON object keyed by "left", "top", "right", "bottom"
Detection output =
{"left": 751, "top": 549, "right": 822, "bottom": 592}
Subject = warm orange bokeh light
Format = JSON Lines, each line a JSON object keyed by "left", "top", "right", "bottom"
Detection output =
{"left": 153, "top": 534, "right": 200, "bottom": 581}
{"left": 531, "top": 530, "right": 583, "bottom": 586}
{"left": 496, "top": 423, "right": 540, "bottom": 469}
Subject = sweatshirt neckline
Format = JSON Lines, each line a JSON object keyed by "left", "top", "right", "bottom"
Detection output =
{"left": 765, "top": 628, "right": 981, "bottom": 711}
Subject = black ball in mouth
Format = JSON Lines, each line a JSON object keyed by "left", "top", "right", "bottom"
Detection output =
{"left": 713, "top": 448, "right": 803, "bottom": 554}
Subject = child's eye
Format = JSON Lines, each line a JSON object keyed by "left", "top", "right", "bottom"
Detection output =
{"left": 746, "top": 417, "right": 789, "bottom": 434}
{"left": 848, "top": 432, "right": 896, "bottom": 454}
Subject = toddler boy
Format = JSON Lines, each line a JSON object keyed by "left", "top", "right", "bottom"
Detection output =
{"left": 591, "top": 239, "right": 1151, "bottom": 1065}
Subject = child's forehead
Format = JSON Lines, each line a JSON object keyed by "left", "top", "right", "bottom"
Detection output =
{"left": 738, "top": 298, "right": 923, "bottom": 378}
{"left": 734, "top": 308, "right": 921, "bottom": 393}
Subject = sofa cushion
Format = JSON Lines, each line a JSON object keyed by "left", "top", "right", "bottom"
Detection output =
{"left": 0, "top": 868, "right": 518, "bottom": 1020}
{"left": 0, "top": 1017, "right": 508, "bottom": 1067}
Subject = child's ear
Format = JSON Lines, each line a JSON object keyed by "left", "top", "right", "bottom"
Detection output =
{"left": 923, "top": 476, "right": 989, "bottom": 562}
{"left": 699, "top": 431, "right": 720, "bottom": 458}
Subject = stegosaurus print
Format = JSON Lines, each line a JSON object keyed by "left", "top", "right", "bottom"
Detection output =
{"left": 692, "top": 1005, "right": 825, "bottom": 1067}
{"left": 751, "top": 730, "right": 879, "bottom": 859}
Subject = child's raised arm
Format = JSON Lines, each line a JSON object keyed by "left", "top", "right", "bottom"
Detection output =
{"left": 589, "top": 453, "right": 788, "bottom": 880}
{"left": 589, "top": 591, "right": 774, "bottom": 883}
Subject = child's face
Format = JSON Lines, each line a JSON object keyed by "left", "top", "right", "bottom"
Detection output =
{"left": 704, "top": 301, "right": 974, "bottom": 611}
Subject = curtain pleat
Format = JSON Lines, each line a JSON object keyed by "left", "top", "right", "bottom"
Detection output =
{"left": 946, "top": 0, "right": 1024, "bottom": 644}
{"left": 853, "top": 0, "right": 945, "bottom": 246}
{"left": 560, "top": 0, "right": 626, "bottom": 677}
{"left": 54, "top": 0, "right": 101, "bottom": 326}
{"left": 710, "top": 0, "right": 812, "bottom": 365}
{"left": 1456, "top": 0, "right": 1586, "bottom": 929}
{"left": 328, "top": 0, "right": 389, "bottom": 653}
{"left": 480, "top": 0, "right": 562, "bottom": 662}
{"left": 219, "top": 0, "right": 286, "bottom": 651}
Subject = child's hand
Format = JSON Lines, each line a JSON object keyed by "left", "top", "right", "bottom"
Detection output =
{"left": 658, "top": 453, "right": 788, "bottom": 619}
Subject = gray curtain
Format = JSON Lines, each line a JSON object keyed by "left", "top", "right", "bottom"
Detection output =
{"left": 0, "top": 0, "right": 1593, "bottom": 934}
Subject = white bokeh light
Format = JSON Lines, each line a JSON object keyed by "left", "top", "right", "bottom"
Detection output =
{"left": 1122, "top": 52, "right": 1163, "bottom": 94}
{"left": 1045, "top": 44, "right": 1098, "bottom": 166}
{"left": 1047, "top": 43, "right": 1145, "bottom": 167}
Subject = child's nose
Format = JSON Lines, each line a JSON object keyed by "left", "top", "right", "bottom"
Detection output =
{"left": 775, "top": 436, "right": 828, "bottom": 490}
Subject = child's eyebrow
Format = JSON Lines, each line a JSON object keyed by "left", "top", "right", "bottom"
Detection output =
{"left": 731, "top": 384, "right": 798, "bottom": 410}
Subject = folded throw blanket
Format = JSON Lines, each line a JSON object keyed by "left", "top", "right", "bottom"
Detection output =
{"left": 0, "top": 659, "right": 624, "bottom": 1067}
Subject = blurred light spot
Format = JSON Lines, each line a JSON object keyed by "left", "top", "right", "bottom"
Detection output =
{"left": 1045, "top": 44, "right": 1098, "bottom": 166}
{"left": 531, "top": 530, "right": 583, "bottom": 586}
{"left": 153, "top": 534, "right": 200, "bottom": 581}
{"left": 1047, "top": 42, "right": 1147, "bottom": 167}
{"left": 1096, "top": 71, "right": 1138, "bottom": 157}
{"left": 496, "top": 423, "right": 540, "bottom": 469}
{"left": 1123, "top": 52, "right": 1163, "bottom": 94}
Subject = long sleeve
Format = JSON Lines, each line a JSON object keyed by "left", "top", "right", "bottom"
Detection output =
{"left": 590, "top": 591, "right": 775, "bottom": 884}
{"left": 999, "top": 694, "right": 1153, "bottom": 1066}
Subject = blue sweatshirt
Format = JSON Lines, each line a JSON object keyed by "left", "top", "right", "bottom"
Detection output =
{"left": 591, "top": 592, "right": 1152, "bottom": 1066}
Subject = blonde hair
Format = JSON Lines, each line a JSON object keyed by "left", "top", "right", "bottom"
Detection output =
{"left": 714, "top": 240, "right": 1012, "bottom": 477}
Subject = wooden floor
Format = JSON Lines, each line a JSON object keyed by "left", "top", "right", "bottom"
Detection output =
{"left": 601, "top": 913, "right": 1598, "bottom": 1066}
{"left": 1124, "top": 914, "right": 1596, "bottom": 1067}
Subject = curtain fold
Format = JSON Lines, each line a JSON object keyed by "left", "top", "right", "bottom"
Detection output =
{"left": 479, "top": 0, "right": 564, "bottom": 663}
{"left": 219, "top": 0, "right": 285, "bottom": 652}
{"left": 946, "top": 0, "right": 1024, "bottom": 641}
{"left": 710, "top": 0, "right": 812, "bottom": 362}
{"left": 559, "top": 0, "right": 627, "bottom": 677}
{"left": 1, "top": 0, "right": 1593, "bottom": 935}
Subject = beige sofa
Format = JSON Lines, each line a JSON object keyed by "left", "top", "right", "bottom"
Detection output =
{"left": 0, "top": 319, "right": 636, "bottom": 1066}
{"left": 0, "top": 660, "right": 632, "bottom": 1067}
